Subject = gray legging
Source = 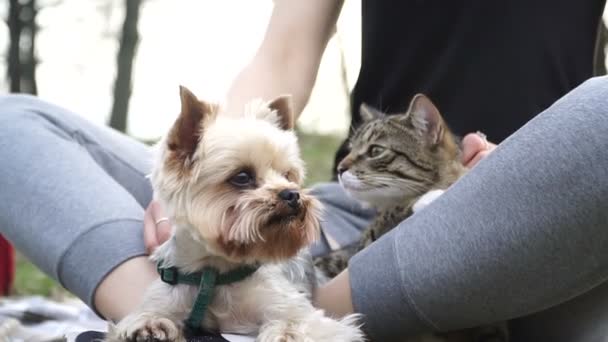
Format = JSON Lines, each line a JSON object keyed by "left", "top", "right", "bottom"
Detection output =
{"left": 0, "top": 76, "right": 607, "bottom": 342}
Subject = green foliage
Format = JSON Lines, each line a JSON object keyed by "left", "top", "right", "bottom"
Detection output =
{"left": 297, "top": 131, "right": 343, "bottom": 186}
{"left": 13, "top": 253, "right": 68, "bottom": 298}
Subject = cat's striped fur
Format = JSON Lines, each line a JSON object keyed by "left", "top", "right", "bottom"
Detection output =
{"left": 313, "top": 94, "right": 508, "bottom": 342}
{"left": 314, "top": 94, "right": 465, "bottom": 278}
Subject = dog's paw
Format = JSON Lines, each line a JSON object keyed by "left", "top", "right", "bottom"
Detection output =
{"left": 109, "top": 315, "right": 181, "bottom": 342}
{"left": 332, "top": 314, "right": 366, "bottom": 342}
{"left": 129, "top": 317, "right": 180, "bottom": 342}
{"left": 257, "top": 313, "right": 365, "bottom": 342}
{"left": 257, "top": 321, "right": 304, "bottom": 342}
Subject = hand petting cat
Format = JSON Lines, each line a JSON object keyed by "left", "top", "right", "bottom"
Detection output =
{"left": 461, "top": 132, "right": 496, "bottom": 168}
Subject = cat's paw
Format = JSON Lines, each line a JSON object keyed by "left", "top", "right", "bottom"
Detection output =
{"left": 108, "top": 315, "right": 181, "bottom": 342}
{"left": 412, "top": 189, "right": 445, "bottom": 213}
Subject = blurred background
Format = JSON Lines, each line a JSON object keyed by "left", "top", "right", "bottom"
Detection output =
{"left": 0, "top": 0, "right": 363, "bottom": 137}
{"left": 0, "top": 0, "right": 607, "bottom": 299}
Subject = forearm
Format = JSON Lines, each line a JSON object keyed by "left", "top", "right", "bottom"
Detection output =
{"left": 226, "top": 0, "right": 343, "bottom": 118}
{"left": 313, "top": 269, "right": 354, "bottom": 317}
{"left": 94, "top": 256, "right": 158, "bottom": 321}
{"left": 347, "top": 76, "right": 608, "bottom": 340}
{"left": 226, "top": 56, "right": 314, "bottom": 118}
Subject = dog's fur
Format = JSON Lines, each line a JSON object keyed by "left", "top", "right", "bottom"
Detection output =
{"left": 106, "top": 87, "right": 364, "bottom": 342}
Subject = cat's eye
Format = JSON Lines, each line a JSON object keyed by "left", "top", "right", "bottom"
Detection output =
{"left": 230, "top": 171, "right": 255, "bottom": 187}
{"left": 368, "top": 145, "right": 385, "bottom": 158}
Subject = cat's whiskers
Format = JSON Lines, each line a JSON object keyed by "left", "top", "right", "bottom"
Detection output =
{"left": 362, "top": 175, "right": 426, "bottom": 190}
{"left": 370, "top": 177, "right": 429, "bottom": 195}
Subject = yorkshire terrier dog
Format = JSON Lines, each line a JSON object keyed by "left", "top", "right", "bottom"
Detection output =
{"left": 107, "top": 87, "right": 364, "bottom": 342}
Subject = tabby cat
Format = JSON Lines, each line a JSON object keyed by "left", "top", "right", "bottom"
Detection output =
{"left": 314, "top": 94, "right": 508, "bottom": 342}
{"left": 314, "top": 94, "right": 466, "bottom": 277}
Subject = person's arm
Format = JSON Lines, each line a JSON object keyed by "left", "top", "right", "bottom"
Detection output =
{"left": 94, "top": 256, "right": 158, "bottom": 321}
{"left": 313, "top": 269, "right": 354, "bottom": 317}
{"left": 315, "top": 77, "right": 608, "bottom": 340}
{"left": 225, "top": 0, "right": 343, "bottom": 117}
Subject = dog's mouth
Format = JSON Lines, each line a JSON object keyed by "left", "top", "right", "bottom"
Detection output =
{"left": 266, "top": 211, "right": 300, "bottom": 227}
{"left": 217, "top": 194, "right": 320, "bottom": 263}
{"left": 265, "top": 198, "right": 308, "bottom": 227}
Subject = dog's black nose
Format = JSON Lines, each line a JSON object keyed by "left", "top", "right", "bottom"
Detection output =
{"left": 337, "top": 164, "right": 346, "bottom": 175}
{"left": 278, "top": 189, "right": 300, "bottom": 208}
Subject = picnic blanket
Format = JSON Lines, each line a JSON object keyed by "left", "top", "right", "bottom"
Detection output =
{"left": 0, "top": 296, "right": 105, "bottom": 341}
{"left": 0, "top": 296, "right": 254, "bottom": 342}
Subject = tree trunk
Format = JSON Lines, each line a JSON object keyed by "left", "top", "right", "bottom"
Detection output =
{"left": 594, "top": 19, "right": 607, "bottom": 76}
{"left": 109, "top": 0, "right": 142, "bottom": 133}
{"left": 21, "top": 0, "right": 38, "bottom": 94}
{"left": 7, "top": 0, "right": 22, "bottom": 93}
{"left": 6, "top": 0, "right": 38, "bottom": 94}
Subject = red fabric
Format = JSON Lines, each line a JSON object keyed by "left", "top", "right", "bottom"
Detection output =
{"left": 0, "top": 234, "right": 15, "bottom": 295}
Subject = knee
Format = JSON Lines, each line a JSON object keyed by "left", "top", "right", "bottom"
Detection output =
{"left": 571, "top": 76, "right": 608, "bottom": 105}
{"left": 0, "top": 94, "right": 55, "bottom": 144}
{"left": 548, "top": 76, "right": 608, "bottom": 125}
{"left": 582, "top": 75, "right": 608, "bottom": 87}
{"left": 0, "top": 94, "right": 44, "bottom": 124}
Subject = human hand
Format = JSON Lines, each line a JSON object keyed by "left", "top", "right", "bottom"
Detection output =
{"left": 461, "top": 132, "right": 497, "bottom": 168}
{"left": 143, "top": 200, "right": 172, "bottom": 254}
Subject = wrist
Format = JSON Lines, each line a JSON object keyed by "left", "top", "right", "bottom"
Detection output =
{"left": 93, "top": 256, "right": 158, "bottom": 321}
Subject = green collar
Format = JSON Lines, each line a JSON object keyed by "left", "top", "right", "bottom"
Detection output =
{"left": 157, "top": 260, "right": 259, "bottom": 332}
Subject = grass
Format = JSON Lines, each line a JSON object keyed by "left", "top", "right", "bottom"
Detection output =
{"left": 297, "top": 130, "right": 343, "bottom": 185}
{"left": 12, "top": 131, "right": 343, "bottom": 298}
{"left": 13, "top": 253, "right": 71, "bottom": 299}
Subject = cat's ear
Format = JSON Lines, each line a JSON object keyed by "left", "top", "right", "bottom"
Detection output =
{"left": 167, "top": 85, "right": 218, "bottom": 157}
{"left": 404, "top": 94, "right": 445, "bottom": 145}
{"left": 267, "top": 95, "right": 295, "bottom": 130}
{"left": 360, "top": 103, "right": 386, "bottom": 122}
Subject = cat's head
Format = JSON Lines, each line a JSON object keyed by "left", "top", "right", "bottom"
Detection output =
{"left": 337, "top": 94, "right": 462, "bottom": 206}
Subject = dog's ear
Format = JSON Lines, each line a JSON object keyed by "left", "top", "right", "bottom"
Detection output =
{"left": 167, "top": 86, "right": 217, "bottom": 157}
{"left": 267, "top": 95, "right": 294, "bottom": 130}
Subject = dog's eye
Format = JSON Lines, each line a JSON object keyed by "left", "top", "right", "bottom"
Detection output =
{"left": 367, "top": 145, "right": 385, "bottom": 158}
{"left": 230, "top": 171, "right": 254, "bottom": 187}
{"left": 283, "top": 171, "right": 291, "bottom": 180}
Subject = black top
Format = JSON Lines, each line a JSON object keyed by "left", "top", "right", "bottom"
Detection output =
{"left": 334, "top": 0, "right": 606, "bottom": 170}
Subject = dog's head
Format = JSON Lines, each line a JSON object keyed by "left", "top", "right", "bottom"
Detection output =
{"left": 151, "top": 86, "right": 321, "bottom": 264}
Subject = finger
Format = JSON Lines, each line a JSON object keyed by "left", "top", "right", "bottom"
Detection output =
{"left": 143, "top": 203, "right": 159, "bottom": 254}
{"left": 155, "top": 220, "right": 172, "bottom": 246}
{"left": 465, "top": 150, "right": 490, "bottom": 168}
{"left": 461, "top": 133, "right": 488, "bottom": 166}
{"left": 149, "top": 201, "right": 173, "bottom": 247}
